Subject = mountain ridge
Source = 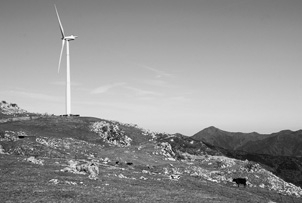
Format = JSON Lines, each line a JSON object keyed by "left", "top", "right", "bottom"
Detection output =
{"left": 192, "top": 126, "right": 302, "bottom": 156}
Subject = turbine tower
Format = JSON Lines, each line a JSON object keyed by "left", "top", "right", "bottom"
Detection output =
{"left": 55, "top": 4, "right": 77, "bottom": 116}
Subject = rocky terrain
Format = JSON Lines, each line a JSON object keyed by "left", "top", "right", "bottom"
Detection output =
{"left": 1, "top": 102, "right": 302, "bottom": 202}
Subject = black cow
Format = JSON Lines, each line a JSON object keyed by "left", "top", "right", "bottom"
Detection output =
{"left": 233, "top": 178, "right": 247, "bottom": 187}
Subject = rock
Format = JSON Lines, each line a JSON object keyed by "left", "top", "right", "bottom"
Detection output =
{"left": 102, "top": 157, "right": 110, "bottom": 163}
{"left": 25, "top": 156, "right": 44, "bottom": 165}
{"left": 169, "top": 174, "right": 180, "bottom": 180}
{"left": 142, "top": 170, "right": 150, "bottom": 174}
{"left": 0, "top": 101, "right": 27, "bottom": 115}
{"left": 155, "top": 142, "right": 175, "bottom": 159}
{"left": 49, "top": 179, "right": 59, "bottom": 184}
{"left": 65, "top": 181, "right": 77, "bottom": 185}
{"left": 62, "top": 160, "right": 83, "bottom": 174}
{"left": 163, "top": 167, "right": 169, "bottom": 175}
{"left": 0, "top": 144, "right": 7, "bottom": 154}
{"left": 62, "top": 160, "right": 99, "bottom": 179}
{"left": 87, "top": 162, "right": 99, "bottom": 180}
{"left": 140, "top": 176, "right": 148, "bottom": 180}
{"left": 118, "top": 174, "right": 127, "bottom": 179}
{"left": 68, "top": 160, "right": 78, "bottom": 168}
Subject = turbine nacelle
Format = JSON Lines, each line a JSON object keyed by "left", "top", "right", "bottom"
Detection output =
{"left": 63, "top": 35, "right": 78, "bottom": 41}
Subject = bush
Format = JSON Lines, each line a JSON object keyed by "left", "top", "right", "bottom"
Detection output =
{"left": 11, "top": 103, "right": 17, "bottom": 107}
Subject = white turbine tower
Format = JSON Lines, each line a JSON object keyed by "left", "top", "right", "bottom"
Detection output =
{"left": 54, "top": 4, "right": 77, "bottom": 116}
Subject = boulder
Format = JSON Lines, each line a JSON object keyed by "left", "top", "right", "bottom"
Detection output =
{"left": 62, "top": 160, "right": 99, "bottom": 179}
{"left": 25, "top": 156, "right": 44, "bottom": 165}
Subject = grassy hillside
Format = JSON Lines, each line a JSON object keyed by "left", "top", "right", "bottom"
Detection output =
{"left": 1, "top": 111, "right": 302, "bottom": 202}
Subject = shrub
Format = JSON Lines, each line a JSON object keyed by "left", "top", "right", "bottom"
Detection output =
{"left": 11, "top": 103, "right": 17, "bottom": 107}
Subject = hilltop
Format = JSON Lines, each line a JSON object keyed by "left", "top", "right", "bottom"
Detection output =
{"left": 1, "top": 102, "right": 302, "bottom": 202}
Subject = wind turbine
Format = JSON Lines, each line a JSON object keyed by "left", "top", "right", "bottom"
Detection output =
{"left": 54, "top": 4, "right": 77, "bottom": 116}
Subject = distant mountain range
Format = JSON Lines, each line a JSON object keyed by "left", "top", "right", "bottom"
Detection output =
{"left": 191, "top": 126, "right": 302, "bottom": 187}
{"left": 192, "top": 126, "right": 302, "bottom": 157}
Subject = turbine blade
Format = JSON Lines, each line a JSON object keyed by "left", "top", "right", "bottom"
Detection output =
{"left": 54, "top": 4, "right": 65, "bottom": 39}
{"left": 58, "top": 40, "right": 65, "bottom": 73}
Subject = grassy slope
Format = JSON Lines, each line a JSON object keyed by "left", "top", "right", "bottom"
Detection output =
{"left": 1, "top": 154, "right": 289, "bottom": 203}
{"left": 0, "top": 116, "right": 301, "bottom": 202}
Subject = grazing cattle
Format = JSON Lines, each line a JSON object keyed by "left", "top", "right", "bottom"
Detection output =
{"left": 233, "top": 178, "right": 247, "bottom": 187}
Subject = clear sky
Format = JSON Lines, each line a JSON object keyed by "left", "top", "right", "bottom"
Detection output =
{"left": 1, "top": 0, "right": 301, "bottom": 135}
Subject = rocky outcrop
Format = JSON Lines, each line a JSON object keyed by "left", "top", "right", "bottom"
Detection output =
{"left": 61, "top": 160, "right": 99, "bottom": 180}
{"left": 0, "top": 101, "right": 27, "bottom": 115}
{"left": 24, "top": 156, "right": 44, "bottom": 165}
{"left": 153, "top": 142, "right": 176, "bottom": 161}
{"left": 90, "top": 121, "right": 132, "bottom": 147}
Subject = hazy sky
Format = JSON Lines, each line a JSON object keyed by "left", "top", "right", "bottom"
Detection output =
{"left": 1, "top": 0, "right": 301, "bottom": 135}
